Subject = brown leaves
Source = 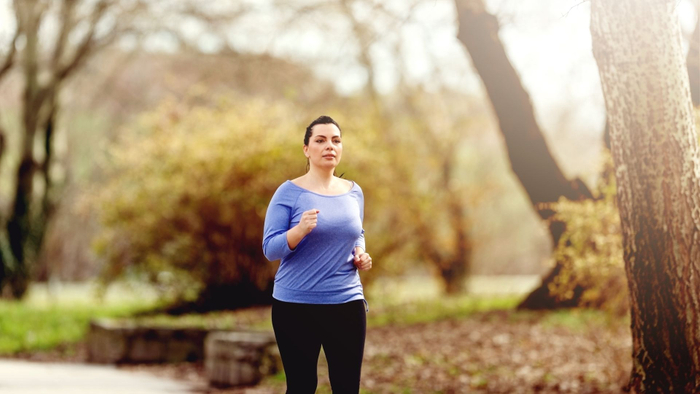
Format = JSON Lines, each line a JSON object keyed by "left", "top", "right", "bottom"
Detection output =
{"left": 109, "top": 309, "right": 631, "bottom": 393}
{"left": 356, "top": 311, "right": 631, "bottom": 393}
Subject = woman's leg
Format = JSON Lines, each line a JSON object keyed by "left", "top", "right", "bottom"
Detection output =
{"left": 272, "top": 299, "right": 322, "bottom": 394}
{"left": 321, "top": 300, "right": 367, "bottom": 394}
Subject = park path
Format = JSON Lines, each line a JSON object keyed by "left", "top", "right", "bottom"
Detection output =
{"left": 0, "top": 359, "right": 194, "bottom": 394}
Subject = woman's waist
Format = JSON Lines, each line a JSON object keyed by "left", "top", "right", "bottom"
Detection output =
{"left": 272, "top": 282, "right": 364, "bottom": 304}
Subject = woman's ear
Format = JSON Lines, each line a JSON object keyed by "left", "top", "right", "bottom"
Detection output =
{"left": 303, "top": 144, "right": 309, "bottom": 158}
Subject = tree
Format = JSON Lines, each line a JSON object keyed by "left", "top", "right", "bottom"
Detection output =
{"left": 453, "top": 0, "right": 595, "bottom": 308}
{"left": 272, "top": 0, "right": 481, "bottom": 293}
{"left": 0, "top": 0, "right": 250, "bottom": 297}
{"left": 591, "top": 0, "right": 700, "bottom": 391}
{"left": 1, "top": 0, "right": 130, "bottom": 297}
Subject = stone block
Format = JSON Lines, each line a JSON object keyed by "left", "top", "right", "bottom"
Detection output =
{"left": 205, "top": 331, "right": 281, "bottom": 387}
{"left": 87, "top": 319, "right": 208, "bottom": 364}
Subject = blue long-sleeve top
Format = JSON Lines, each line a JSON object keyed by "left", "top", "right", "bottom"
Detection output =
{"left": 262, "top": 180, "right": 366, "bottom": 304}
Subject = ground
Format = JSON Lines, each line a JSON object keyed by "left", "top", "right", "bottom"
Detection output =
{"left": 5, "top": 278, "right": 632, "bottom": 393}
{"left": 116, "top": 309, "right": 631, "bottom": 394}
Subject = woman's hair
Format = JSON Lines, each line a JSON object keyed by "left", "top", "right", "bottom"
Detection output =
{"left": 304, "top": 115, "right": 341, "bottom": 146}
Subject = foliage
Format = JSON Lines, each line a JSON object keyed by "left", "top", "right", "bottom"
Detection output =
{"left": 544, "top": 152, "right": 628, "bottom": 314}
{"left": 340, "top": 90, "right": 492, "bottom": 293}
{"left": 388, "top": 90, "right": 490, "bottom": 293}
{"left": 86, "top": 97, "right": 305, "bottom": 308}
{"left": 334, "top": 105, "right": 414, "bottom": 284}
{"left": 84, "top": 87, "right": 494, "bottom": 308}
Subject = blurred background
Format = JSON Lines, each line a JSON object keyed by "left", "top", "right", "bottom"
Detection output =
{"left": 0, "top": 0, "right": 697, "bottom": 392}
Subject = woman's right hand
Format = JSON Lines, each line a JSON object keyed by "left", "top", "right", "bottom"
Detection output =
{"left": 297, "top": 209, "right": 320, "bottom": 235}
{"left": 287, "top": 209, "right": 319, "bottom": 250}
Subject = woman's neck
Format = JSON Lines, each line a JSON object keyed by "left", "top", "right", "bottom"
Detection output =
{"left": 305, "top": 167, "right": 335, "bottom": 188}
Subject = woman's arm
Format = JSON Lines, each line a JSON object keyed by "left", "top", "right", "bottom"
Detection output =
{"left": 353, "top": 186, "right": 371, "bottom": 270}
{"left": 262, "top": 187, "right": 297, "bottom": 261}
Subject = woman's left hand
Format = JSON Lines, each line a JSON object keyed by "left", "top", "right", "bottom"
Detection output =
{"left": 354, "top": 247, "right": 373, "bottom": 271}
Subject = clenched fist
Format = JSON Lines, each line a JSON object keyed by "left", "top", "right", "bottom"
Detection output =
{"left": 354, "top": 247, "right": 373, "bottom": 271}
{"left": 287, "top": 209, "right": 319, "bottom": 250}
{"left": 298, "top": 209, "right": 320, "bottom": 235}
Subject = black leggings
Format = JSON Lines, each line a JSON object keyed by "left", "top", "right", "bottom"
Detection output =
{"left": 271, "top": 299, "right": 367, "bottom": 394}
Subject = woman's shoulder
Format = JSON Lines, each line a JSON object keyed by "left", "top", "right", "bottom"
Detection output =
{"left": 333, "top": 177, "right": 363, "bottom": 195}
{"left": 343, "top": 178, "right": 362, "bottom": 194}
{"left": 271, "top": 180, "right": 302, "bottom": 201}
{"left": 337, "top": 177, "right": 355, "bottom": 190}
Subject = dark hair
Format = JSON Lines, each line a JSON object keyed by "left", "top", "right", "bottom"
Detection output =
{"left": 304, "top": 116, "right": 341, "bottom": 146}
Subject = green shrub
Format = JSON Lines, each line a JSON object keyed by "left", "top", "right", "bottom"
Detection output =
{"left": 87, "top": 97, "right": 305, "bottom": 309}
{"left": 545, "top": 153, "right": 628, "bottom": 314}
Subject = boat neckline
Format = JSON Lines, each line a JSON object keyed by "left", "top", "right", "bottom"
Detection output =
{"left": 286, "top": 180, "right": 356, "bottom": 197}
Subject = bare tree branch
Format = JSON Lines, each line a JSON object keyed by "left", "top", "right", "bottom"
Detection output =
{"left": 0, "top": 29, "right": 20, "bottom": 81}
{"left": 52, "top": 0, "right": 78, "bottom": 66}
{"left": 54, "top": 0, "right": 110, "bottom": 81}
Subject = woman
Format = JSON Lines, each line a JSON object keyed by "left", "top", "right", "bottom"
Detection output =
{"left": 262, "top": 115, "right": 372, "bottom": 394}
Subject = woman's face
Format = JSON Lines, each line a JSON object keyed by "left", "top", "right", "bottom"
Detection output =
{"left": 304, "top": 123, "right": 343, "bottom": 170}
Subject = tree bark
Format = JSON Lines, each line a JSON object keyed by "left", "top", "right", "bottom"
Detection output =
{"left": 591, "top": 0, "right": 700, "bottom": 391}
{"left": 687, "top": 10, "right": 699, "bottom": 106}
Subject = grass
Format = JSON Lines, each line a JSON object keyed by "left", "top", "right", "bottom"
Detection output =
{"left": 0, "top": 276, "right": 623, "bottom": 356}
{"left": 0, "top": 281, "right": 162, "bottom": 355}
{"left": 123, "top": 308, "right": 273, "bottom": 330}
{"left": 0, "top": 291, "right": 520, "bottom": 356}
{"left": 368, "top": 295, "right": 520, "bottom": 327}
{"left": 0, "top": 300, "right": 157, "bottom": 354}
{"left": 509, "top": 307, "right": 629, "bottom": 332}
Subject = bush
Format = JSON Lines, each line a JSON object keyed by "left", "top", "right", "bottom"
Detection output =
{"left": 85, "top": 91, "right": 493, "bottom": 309}
{"left": 545, "top": 153, "right": 628, "bottom": 315}
{"left": 87, "top": 97, "right": 306, "bottom": 310}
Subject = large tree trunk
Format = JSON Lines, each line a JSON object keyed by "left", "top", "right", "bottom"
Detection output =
{"left": 454, "top": 0, "right": 594, "bottom": 308}
{"left": 591, "top": 0, "right": 700, "bottom": 391}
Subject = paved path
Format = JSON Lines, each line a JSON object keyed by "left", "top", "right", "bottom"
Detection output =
{"left": 0, "top": 359, "right": 193, "bottom": 394}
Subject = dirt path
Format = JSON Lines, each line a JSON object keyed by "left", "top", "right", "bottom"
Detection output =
{"left": 0, "top": 359, "right": 194, "bottom": 394}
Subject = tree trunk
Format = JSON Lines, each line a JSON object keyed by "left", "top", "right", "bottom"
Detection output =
{"left": 4, "top": 1, "right": 44, "bottom": 297}
{"left": 591, "top": 0, "right": 700, "bottom": 391}
{"left": 454, "top": 0, "right": 593, "bottom": 208}
{"left": 29, "top": 101, "right": 59, "bottom": 264}
{"left": 454, "top": 0, "right": 594, "bottom": 309}
{"left": 441, "top": 155, "right": 471, "bottom": 295}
